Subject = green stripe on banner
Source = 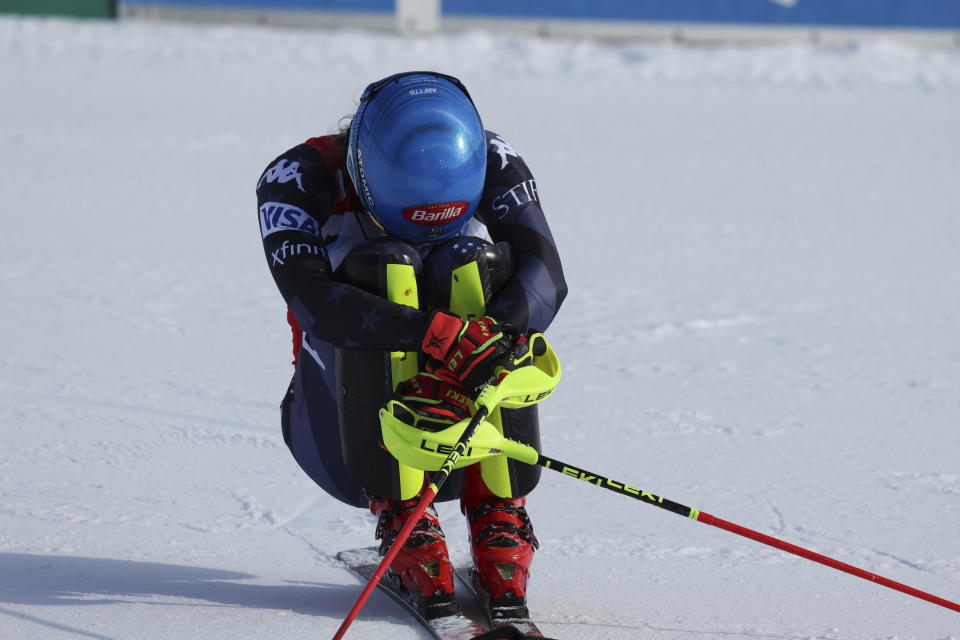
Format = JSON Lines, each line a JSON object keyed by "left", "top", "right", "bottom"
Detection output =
{"left": 0, "top": 0, "right": 116, "bottom": 18}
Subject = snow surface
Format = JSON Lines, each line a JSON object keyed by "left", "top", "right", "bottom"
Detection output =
{"left": 2, "top": 16, "right": 959, "bottom": 640}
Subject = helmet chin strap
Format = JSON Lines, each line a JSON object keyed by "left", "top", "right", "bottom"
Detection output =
{"left": 366, "top": 211, "right": 449, "bottom": 246}
{"left": 366, "top": 211, "right": 386, "bottom": 234}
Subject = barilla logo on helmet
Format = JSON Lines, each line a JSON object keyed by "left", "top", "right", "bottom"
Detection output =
{"left": 402, "top": 202, "right": 469, "bottom": 226}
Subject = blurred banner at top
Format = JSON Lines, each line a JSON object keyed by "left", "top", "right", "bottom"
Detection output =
{"left": 447, "top": 0, "right": 960, "bottom": 29}
{"left": 20, "top": 0, "right": 956, "bottom": 44}
{"left": 1, "top": 0, "right": 116, "bottom": 18}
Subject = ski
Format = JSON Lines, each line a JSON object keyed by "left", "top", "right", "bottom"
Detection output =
{"left": 338, "top": 547, "right": 491, "bottom": 640}
{"left": 454, "top": 567, "right": 545, "bottom": 638}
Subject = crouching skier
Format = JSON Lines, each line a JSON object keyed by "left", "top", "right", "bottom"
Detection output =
{"left": 256, "top": 71, "right": 567, "bottom": 623}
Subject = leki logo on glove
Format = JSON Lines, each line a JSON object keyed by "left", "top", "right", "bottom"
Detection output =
{"left": 443, "top": 387, "right": 468, "bottom": 405}
{"left": 403, "top": 202, "right": 468, "bottom": 226}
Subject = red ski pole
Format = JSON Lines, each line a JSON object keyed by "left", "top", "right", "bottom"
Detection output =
{"left": 332, "top": 405, "right": 491, "bottom": 640}
{"left": 538, "top": 455, "right": 960, "bottom": 614}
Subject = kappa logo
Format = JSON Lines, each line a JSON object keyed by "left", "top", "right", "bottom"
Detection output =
{"left": 490, "top": 135, "right": 519, "bottom": 170}
{"left": 402, "top": 202, "right": 468, "bottom": 226}
{"left": 258, "top": 159, "right": 305, "bottom": 193}
{"left": 259, "top": 202, "right": 320, "bottom": 238}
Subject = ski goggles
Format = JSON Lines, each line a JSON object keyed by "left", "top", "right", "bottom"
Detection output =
{"left": 357, "top": 70, "right": 475, "bottom": 107}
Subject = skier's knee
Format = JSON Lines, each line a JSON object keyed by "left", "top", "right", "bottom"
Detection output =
{"left": 336, "top": 237, "right": 422, "bottom": 296}
{"left": 423, "top": 237, "right": 513, "bottom": 310}
{"left": 334, "top": 237, "right": 428, "bottom": 501}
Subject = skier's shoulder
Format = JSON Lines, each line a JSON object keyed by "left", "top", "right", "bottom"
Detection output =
{"left": 479, "top": 130, "right": 539, "bottom": 223}
{"left": 256, "top": 134, "right": 344, "bottom": 204}
{"left": 484, "top": 129, "right": 530, "bottom": 176}
{"left": 257, "top": 135, "right": 348, "bottom": 241}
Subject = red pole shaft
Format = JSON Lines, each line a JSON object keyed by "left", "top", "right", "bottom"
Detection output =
{"left": 331, "top": 486, "right": 439, "bottom": 640}
{"left": 538, "top": 455, "right": 960, "bottom": 614}
{"left": 333, "top": 404, "right": 491, "bottom": 639}
{"left": 698, "top": 511, "right": 960, "bottom": 614}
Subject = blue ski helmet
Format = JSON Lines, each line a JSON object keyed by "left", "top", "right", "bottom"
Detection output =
{"left": 346, "top": 71, "right": 487, "bottom": 243}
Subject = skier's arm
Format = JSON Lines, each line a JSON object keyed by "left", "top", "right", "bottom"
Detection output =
{"left": 477, "top": 133, "right": 568, "bottom": 333}
{"left": 258, "top": 145, "right": 431, "bottom": 351}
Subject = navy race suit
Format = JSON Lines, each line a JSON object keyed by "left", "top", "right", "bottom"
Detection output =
{"left": 257, "top": 131, "right": 566, "bottom": 506}
{"left": 258, "top": 131, "right": 566, "bottom": 358}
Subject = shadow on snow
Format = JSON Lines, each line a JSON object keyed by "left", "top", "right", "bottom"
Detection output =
{"left": 0, "top": 553, "right": 368, "bottom": 638}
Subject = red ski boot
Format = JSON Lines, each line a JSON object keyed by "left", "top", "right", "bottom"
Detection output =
{"left": 461, "top": 466, "right": 539, "bottom": 619}
{"left": 370, "top": 497, "right": 458, "bottom": 619}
